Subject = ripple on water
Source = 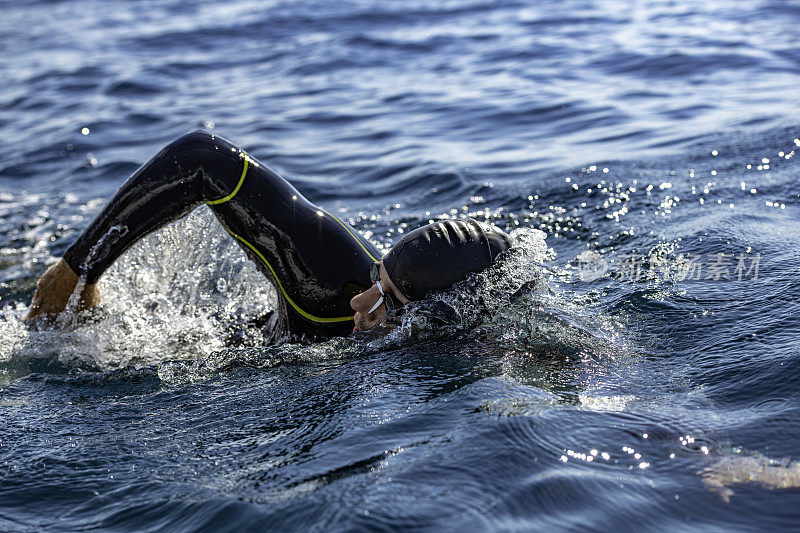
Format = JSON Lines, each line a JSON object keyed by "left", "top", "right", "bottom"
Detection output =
{"left": 2, "top": 0, "right": 800, "bottom": 529}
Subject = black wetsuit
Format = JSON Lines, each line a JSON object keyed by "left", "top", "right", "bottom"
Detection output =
{"left": 64, "top": 130, "right": 380, "bottom": 340}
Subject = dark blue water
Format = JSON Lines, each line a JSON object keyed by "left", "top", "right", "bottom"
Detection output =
{"left": 2, "top": 0, "right": 800, "bottom": 530}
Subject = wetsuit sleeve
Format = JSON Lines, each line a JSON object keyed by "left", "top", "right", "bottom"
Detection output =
{"left": 63, "top": 130, "right": 380, "bottom": 340}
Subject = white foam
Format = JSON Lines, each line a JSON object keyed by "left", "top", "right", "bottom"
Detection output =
{"left": 0, "top": 209, "right": 275, "bottom": 371}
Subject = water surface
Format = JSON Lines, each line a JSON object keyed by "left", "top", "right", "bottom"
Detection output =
{"left": 2, "top": 0, "right": 800, "bottom": 530}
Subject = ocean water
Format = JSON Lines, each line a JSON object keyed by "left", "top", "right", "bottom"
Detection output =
{"left": 1, "top": 0, "right": 800, "bottom": 530}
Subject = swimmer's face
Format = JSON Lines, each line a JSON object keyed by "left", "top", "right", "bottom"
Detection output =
{"left": 350, "top": 260, "right": 408, "bottom": 332}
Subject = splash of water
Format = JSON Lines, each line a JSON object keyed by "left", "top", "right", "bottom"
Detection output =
{"left": 1, "top": 216, "right": 633, "bottom": 386}
{"left": 0, "top": 210, "right": 275, "bottom": 373}
{"left": 385, "top": 226, "right": 626, "bottom": 357}
{"left": 157, "top": 226, "right": 562, "bottom": 383}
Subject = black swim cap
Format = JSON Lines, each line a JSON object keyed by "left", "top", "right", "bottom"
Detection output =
{"left": 383, "top": 218, "right": 512, "bottom": 301}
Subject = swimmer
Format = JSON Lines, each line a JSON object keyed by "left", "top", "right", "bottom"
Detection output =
{"left": 25, "top": 131, "right": 511, "bottom": 341}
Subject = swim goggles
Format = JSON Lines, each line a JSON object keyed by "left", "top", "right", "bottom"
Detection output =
{"left": 368, "top": 262, "right": 395, "bottom": 314}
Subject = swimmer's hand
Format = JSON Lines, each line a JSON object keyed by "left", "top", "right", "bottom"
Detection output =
{"left": 24, "top": 259, "right": 100, "bottom": 322}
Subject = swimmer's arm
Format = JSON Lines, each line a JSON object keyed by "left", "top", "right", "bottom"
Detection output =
{"left": 24, "top": 258, "right": 100, "bottom": 322}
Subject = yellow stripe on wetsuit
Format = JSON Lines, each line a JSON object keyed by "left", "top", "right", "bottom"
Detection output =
{"left": 323, "top": 209, "right": 379, "bottom": 263}
{"left": 207, "top": 154, "right": 250, "bottom": 205}
{"left": 226, "top": 230, "right": 354, "bottom": 323}
{"left": 206, "top": 153, "right": 367, "bottom": 324}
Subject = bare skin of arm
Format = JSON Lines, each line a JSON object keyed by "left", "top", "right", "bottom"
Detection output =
{"left": 24, "top": 258, "right": 100, "bottom": 322}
